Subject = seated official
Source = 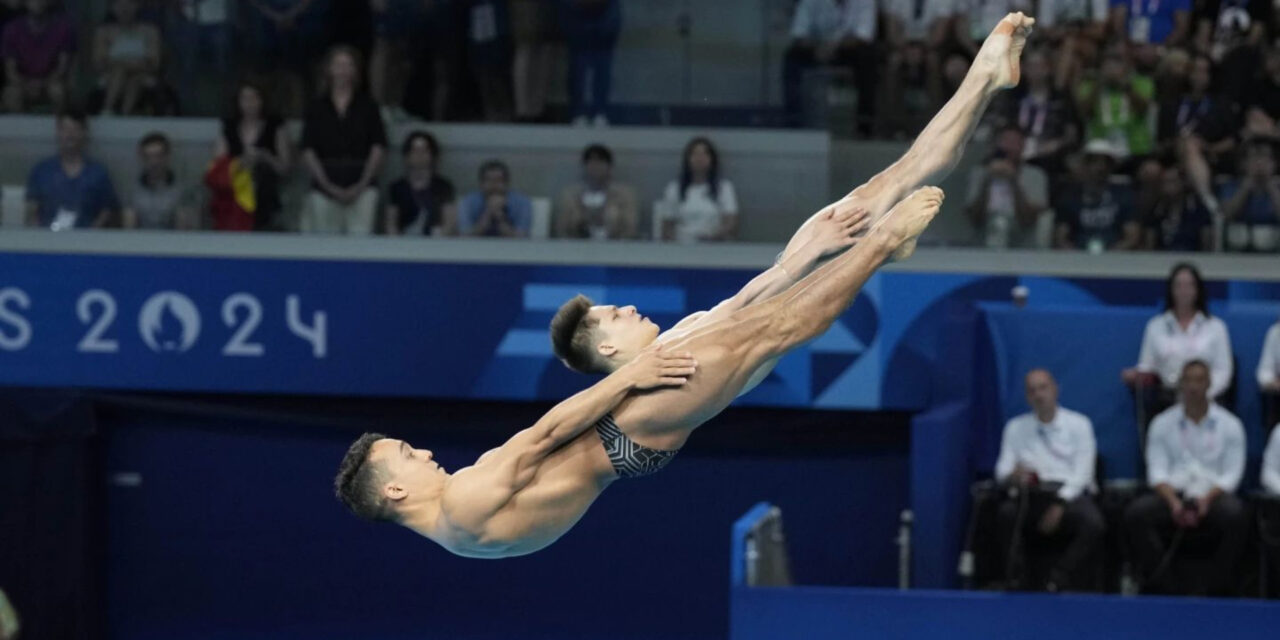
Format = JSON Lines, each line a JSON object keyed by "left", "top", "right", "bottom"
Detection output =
{"left": 994, "top": 369, "right": 1103, "bottom": 591}
{"left": 1264, "top": 423, "right": 1280, "bottom": 495}
{"left": 1260, "top": 317, "right": 1280, "bottom": 394}
{"left": 1123, "top": 360, "right": 1249, "bottom": 596}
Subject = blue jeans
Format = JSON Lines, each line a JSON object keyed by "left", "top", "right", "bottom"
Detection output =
{"left": 559, "top": 0, "right": 620, "bottom": 119}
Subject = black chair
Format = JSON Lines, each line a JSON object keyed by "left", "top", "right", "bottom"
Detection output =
{"left": 1258, "top": 416, "right": 1280, "bottom": 599}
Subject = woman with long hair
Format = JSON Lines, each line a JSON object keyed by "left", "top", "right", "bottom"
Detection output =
{"left": 659, "top": 137, "right": 738, "bottom": 243}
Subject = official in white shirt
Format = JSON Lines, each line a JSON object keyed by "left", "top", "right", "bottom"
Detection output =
{"left": 1258, "top": 318, "right": 1280, "bottom": 393}
{"left": 783, "top": 0, "right": 878, "bottom": 132}
{"left": 1123, "top": 360, "right": 1249, "bottom": 595}
{"left": 994, "top": 369, "right": 1104, "bottom": 591}
{"left": 1123, "top": 263, "right": 1234, "bottom": 414}
{"left": 1263, "top": 423, "right": 1280, "bottom": 495}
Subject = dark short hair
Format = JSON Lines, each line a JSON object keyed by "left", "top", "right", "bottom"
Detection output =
{"left": 1164, "top": 262, "right": 1210, "bottom": 317}
{"left": 402, "top": 130, "right": 441, "bottom": 158}
{"left": 334, "top": 432, "right": 397, "bottom": 522}
{"left": 550, "top": 294, "right": 605, "bottom": 374}
{"left": 582, "top": 144, "right": 613, "bottom": 165}
{"left": 138, "top": 131, "right": 170, "bottom": 152}
{"left": 1181, "top": 359, "right": 1211, "bottom": 380}
{"left": 57, "top": 107, "right": 88, "bottom": 129}
{"left": 478, "top": 159, "right": 509, "bottom": 181}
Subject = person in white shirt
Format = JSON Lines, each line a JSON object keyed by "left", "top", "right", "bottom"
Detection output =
{"left": 880, "top": 0, "right": 961, "bottom": 133}
{"left": 994, "top": 369, "right": 1103, "bottom": 590}
{"left": 783, "top": 0, "right": 879, "bottom": 133}
{"left": 1123, "top": 360, "right": 1249, "bottom": 595}
{"left": 1258, "top": 318, "right": 1280, "bottom": 393}
{"left": 1122, "top": 263, "right": 1234, "bottom": 417}
{"left": 1263, "top": 423, "right": 1280, "bottom": 495}
{"left": 660, "top": 137, "right": 738, "bottom": 244}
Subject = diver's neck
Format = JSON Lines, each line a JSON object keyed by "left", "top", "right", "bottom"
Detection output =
{"left": 399, "top": 494, "right": 445, "bottom": 536}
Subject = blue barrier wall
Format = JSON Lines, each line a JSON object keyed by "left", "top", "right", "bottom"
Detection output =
{"left": 100, "top": 401, "right": 908, "bottom": 640}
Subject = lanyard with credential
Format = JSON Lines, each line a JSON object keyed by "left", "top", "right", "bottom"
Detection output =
{"left": 1037, "top": 423, "right": 1075, "bottom": 466}
{"left": 1179, "top": 415, "right": 1219, "bottom": 462}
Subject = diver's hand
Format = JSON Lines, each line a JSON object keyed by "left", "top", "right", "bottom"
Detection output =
{"left": 623, "top": 343, "right": 697, "bottom": 390}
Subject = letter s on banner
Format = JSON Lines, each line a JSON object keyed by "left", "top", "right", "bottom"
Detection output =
{"left": 0, "top": 287, "right": 32, "bottom": 351}
{"left": 287, "top": 295, "right": 327, "bottom": 358}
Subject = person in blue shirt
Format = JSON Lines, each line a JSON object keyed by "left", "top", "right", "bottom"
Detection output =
{"left": 458, "top": 159, "right": 532, "bottom": 237}
{"left": 1110, "top": 0, "right": 1193, "bottom": 46}
{"left": 1144, "top": 164, "right": 1214, "bottom": 251}
{"left": 24, "top": 109, "right": 119, "bottom": 230}
{"left": 1219, "top": 139, "right": 1280, "bottom": 251}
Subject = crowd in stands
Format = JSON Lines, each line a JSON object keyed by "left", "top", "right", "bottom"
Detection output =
{"left": 986, "top": 263, "right": 1280, "bottom": 596}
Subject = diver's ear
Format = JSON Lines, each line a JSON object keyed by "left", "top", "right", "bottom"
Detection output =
{"left": 383, "top": 482, "right": 408, "bottom": 502}
{"left": 596, "top": 342, "right": 617, "bottom": 358}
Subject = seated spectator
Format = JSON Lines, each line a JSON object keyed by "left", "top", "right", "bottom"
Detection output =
{"left": 1219, "top": 140, "right": 1280, "bottom": 251}
{"left": 300, "top": 45, "right": 387, "bottom": 235}
{"left": 370, "top": 0, "right": 427, "bottom": 120}
{"left": 1109, "top": 0, "right": 1192, "bottom": 47}
{"left": 1123, "top": 360, "right": 1248, "bottom": 595}
{"left": 660, "top": 137, "right": 738, "bottom": 243}
{"left": 166, "top": 0, "right": 233, "bottom": 110}
{"left": 994, "top": 369, "right": 1103, "bottom": 592}
{"left": 1038, "top": 0, "right": 1109, "bottom": 38}
{"left": 24, "top": 110, "right": 119, "bottom": 230}
{"left": 1, "top": 0, "right": 74, "bottom": 113}
{"left": 123, "top": 132, "right": 196, "bottom": 229}
{"left": 997, "top": 48, "right": 1079, "bottom": 177}
{"left": 510, "top": 0, "right": 553, "bottom": 123}
{"left": 247, "top": 0, "right": 328, "bottom": 115}
{"left": 466, "top": 0, "right": 514, "bottom": 122}
{"left": 1053, "top": 139, "right": 1139, "bottom": 250}
{"left": 965, "top": 126, "right": 1049, "bottom": 248}
{"left": 558, "top": 0, "right": 620, "bottom": 127}
{"left": 1075, "top": 44, "right": 1155, "bottom": 161}
{"left": 879, "top": 0, "right": 958, "bottom": 135}
{"left": 783, "top": 0, "right": 878, "bottom": 134}
{"left": 1242, "top": 45, "right": 1280, "bottom": 140}
{"left": 556, "top": 143, "right": 637, "bottom": 240}
{"left": 1123, "top": 263, "right": 1234, "bottom": 407}
{"left": 402, "top": 0, "right": 460, "bottom": 121}
{"left": 92, "top": 0, "right": 162, "bottom": 116}
{"left": 1259, "top": 316, "right": 1279, "bottom": 392}
{"left": 384, "top": 131, "right": 457, "bottom": 236}
{"left": 1192, "top": 0, "right": 1270, "bottom": 102}
{"left": 213, "top": 81, "right": 291, "bottom": 231}
{"left": 1264, "top": 419, "right": 1280, "bottom": 494}
{"left": 1143, "top": 165, "right": 1214, "bottom": 251}
{"left": 1157, "top": 55, "right": 1237, "bottom": 209}
{"left": 459, "top": 160, "right": 532, "bottom": 237}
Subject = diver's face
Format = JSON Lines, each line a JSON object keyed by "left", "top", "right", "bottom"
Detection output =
{"left": 587, "top": 304, "right": 660, "bottom": 362}
{"left": 369, "top": 438, "right": 447, "bottom": 502}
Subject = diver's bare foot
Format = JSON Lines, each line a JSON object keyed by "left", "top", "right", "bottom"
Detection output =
{"left": 876, "top": 187, "right": 944, "bottom": 260}
{"left": 977, "top": 12, "right": 1034, "bottom": 90}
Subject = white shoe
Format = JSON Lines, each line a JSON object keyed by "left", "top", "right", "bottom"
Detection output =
{"left": 571, "top": 115, "right": 590, "bottom": 127}
{"left": 592, "top": 114, "right": 610, "bottom": 128}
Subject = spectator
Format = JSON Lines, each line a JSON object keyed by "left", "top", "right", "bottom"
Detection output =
{"left": 1258, "top": 315, "right": 1279, "bottom": 392}
{"left": 880, "top": 0, "right": 959, "bottom": 133}
{"left": 1053, "top": 139, "right": 1140, "bottom": 250}
{"left": 0, "top": 1, "right": 25, "bottom": 95}
{"left": 213, "top": 81, "right": 291, "bottom": 231}
{"left": 1219, "top": 140, "right": 1280, "bottom": 251}
{"left": 1192, "top": 0, "right": 1271, "bottom": 103}
{"left": 998, "top": 47, "right": 1080, "bottom": 177}
{"left": 511, "top": 0, "right": 553, "bottom": 122}
{"left": 123, "top": 132, "right": 196, "bottom": 230}
{"left": 300, "top": 45, "right": 388, "bottom": 235}
{"left": 660, "top": 137, "right": 738, "bottom": 243}
{"left": 1123, "top": 263, "right": 1234, "bottom": 406}
{"left": 782, "top": 0, "right": 878, "bottom": 134}
{"left": 558, "top": 0, "right": 620, "bottom": 127}
{"left": 1075, "top": 43, "right": 1155, "bottom": 161}
{"left": 965, "top": 125, "right": 1050, "bottom": 248}
{"left": 247, "top": 0, "right": 328, "bottom": 116}
{"left": 384, "top": 131, "right": 457, "bottom": 236}
{"left": 166, "top": 1, "right": 233, "bottom": 113}
{"left": 1242, "top": 45, "right": 1280, "bottom": 140}
{"left": 1038, "top": 0, "right": 1110, "bottom": 38}
{"left": 1143, "top": 165, "right": 1214, "bottom": 251}
{"left": 1158, "top": 55, "right": 1237, "bottom": 209}
{"left": 1264, "top": 418, "right": 1280, "bottom": 494}
{"left": 1109, "top": 0, "right": 1192, "bottom": 47}
{"left": 92, "top": 0, "right": 161, "bottom": 116}
{"left": 24, "top": 110, "right": 119, "bottom": 231}
{"left": 369, "top": 0, "right": 425, "bottom": 120}
{"left": 994, "top": 369, "right": 1103, "bottom": 592}
{"left": 1123, "top": 360, "right": 1248, "bottom": 595}
{"left": 466, "top": 0, "right": 514, "bottom": 121}
{"left": 458, "top": 159, "right": 532, "bottom": 237}
{"left": 402, "top": 0, "right": 461, "bottom": 121}
{"left": 555, "top": 143, "right": 637, "bottom": 240}
{"left": 1, "top": 0, "right": 74, "bottom": 113}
